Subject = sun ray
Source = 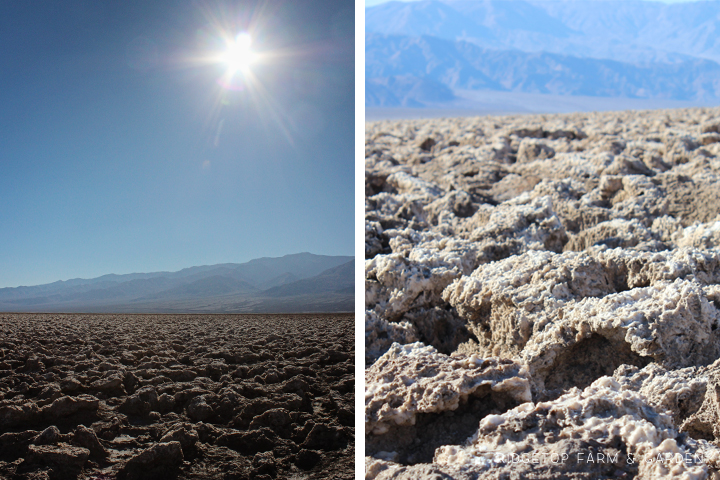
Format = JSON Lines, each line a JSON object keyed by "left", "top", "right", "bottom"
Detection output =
{"left": 182, "top": 2, "right": 312, "bottom": 149}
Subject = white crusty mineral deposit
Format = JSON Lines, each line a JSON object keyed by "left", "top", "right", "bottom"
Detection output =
{"left": 366, "top": 107, "right": 720, "bottom": 479}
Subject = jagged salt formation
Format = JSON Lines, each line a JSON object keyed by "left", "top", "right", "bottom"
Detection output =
{"left": 365, "top": 342, "right": 531, "bottom": 465}
{"left": 369, "top": 376, "right": 718, "bottom": 480}
{"left": 443, "top": 247, "right": 720, "bottom": 396}
{"left": 366, "top": 107, "right": 720, "bottom": 479}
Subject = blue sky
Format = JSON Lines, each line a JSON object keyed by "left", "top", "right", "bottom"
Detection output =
{"left": 0, "top": 0, "right": 354, "bottom": 288}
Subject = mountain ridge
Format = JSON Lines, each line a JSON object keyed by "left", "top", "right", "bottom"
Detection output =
{"left": 366, "top": 0, "right": 720, "bottom": 107}
{"left": 0, "top": 253, "right": 354, "bottom": 313}
{"left": 367, "top": 0, "right": 720, "bottom": 63}
{"left": 367, "top": 33, "right": 720, "bottom": 106}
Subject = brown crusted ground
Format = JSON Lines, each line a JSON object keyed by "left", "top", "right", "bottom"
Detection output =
{"left": 0, "top": 313, "right": 354, "bottom": 480}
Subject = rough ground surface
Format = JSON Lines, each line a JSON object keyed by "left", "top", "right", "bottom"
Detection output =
{"left": 0, "top": 313, "right": 353, "bottom": 480}
{"left": 365, "top": 107, "right": 720, "bottom": 479}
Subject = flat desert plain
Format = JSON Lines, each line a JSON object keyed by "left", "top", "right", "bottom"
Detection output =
{"left": 366, "top": 107, "right": 720, "bottom": 479}
{"left": 0, "top": 313, "right": 353, "bottom": 480}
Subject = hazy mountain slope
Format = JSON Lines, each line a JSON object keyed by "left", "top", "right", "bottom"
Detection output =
{"left": 1, "top": 277, "right": 177, "bottom": 306}
{"left": 70, "top": 277, "right": 178, "bottom": 302}
{"left": 142, "top": 275, "right": 258, "bottom": 300}
{"left": 447, "top": 0, "right": 575, "bottom": 37}
{"left": 366, "top": 33, "right": 499, "bottom": 89}
{"left": 533, "top": 0, "right": 720, "bottom": 62}
{"left": 366, "top": 0, "right": 496, "bottom": 40}
{"left": 367, "top": 0, "right": 720, "bottom": 63}
{"left": 366, "top": 33, "right": 720, "bottom": 104}
{"left": 0, "top": 253, "right": 354, "bottom": 313}
{"left": 220, "top": 253, "right": 353, "bottom": 288}
{"left": 367, "top": 75, "right": 455, "bottom": 107}
{"left": 263, "top": 272, "right": 301, "bottom": 289}
{"left": 366, "top": 80, "right": 407, "bottom": 107}
{"left": 263, "top": 260, "right": 354, "bottom": 297}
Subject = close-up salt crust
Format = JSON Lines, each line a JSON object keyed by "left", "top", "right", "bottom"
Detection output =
{"left": 366, "top": 107, "right": 720, "bottom": 479}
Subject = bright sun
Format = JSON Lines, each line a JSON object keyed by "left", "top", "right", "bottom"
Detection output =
{"left": 221, "top": 32, "right": 255, "bottom": 73}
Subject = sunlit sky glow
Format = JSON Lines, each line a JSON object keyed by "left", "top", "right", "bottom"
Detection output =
{"left": 222, "top": 32, "right": 255, "bottom": 73}
{"left": 0, "top": 0, "right": 354, "bottom": 288}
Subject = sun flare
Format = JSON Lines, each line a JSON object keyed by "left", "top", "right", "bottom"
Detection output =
{"left": 221, "top": 32, "right": 255, "bottom": 74}
{"left": 198, "top": 19, "right": 297, "bottom": 146}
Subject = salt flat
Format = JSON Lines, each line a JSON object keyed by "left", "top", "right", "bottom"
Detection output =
{"left": 365, "top": 107, "right": 720, "bottom": 479}
{"left": 0, "top": 313, "right": 353, "bottom": 479}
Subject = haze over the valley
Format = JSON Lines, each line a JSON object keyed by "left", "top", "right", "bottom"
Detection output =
{"left": 0, "top": 253, "right": 353, "bottom": 313}
{"left": 366, "top": 0, "right": 720, "bottom": 114}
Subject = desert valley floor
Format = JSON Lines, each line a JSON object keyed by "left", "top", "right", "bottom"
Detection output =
{"left": 365, "top": 107, "right": 720, "bottom": 479}
{"left": 0, "top": 313, "right": 354, "bottom": 480}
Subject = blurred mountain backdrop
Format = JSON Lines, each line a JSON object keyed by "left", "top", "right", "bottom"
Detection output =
{"left": 366, "top": 0, "right": 720, "bottom": 108}
{"left": 0, "top": 253, "right": 353, "bottom": 313}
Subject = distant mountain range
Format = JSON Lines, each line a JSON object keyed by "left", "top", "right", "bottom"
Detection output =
{"left": 366, "top": 0, "right": 720, "bottom": 107}
{"left": 0, "top": 253, "right": 354, "bottom": 313}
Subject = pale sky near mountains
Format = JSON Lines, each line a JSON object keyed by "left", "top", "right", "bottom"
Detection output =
{"left": 366, "top": 0, "right": 706, "bottom": 5}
